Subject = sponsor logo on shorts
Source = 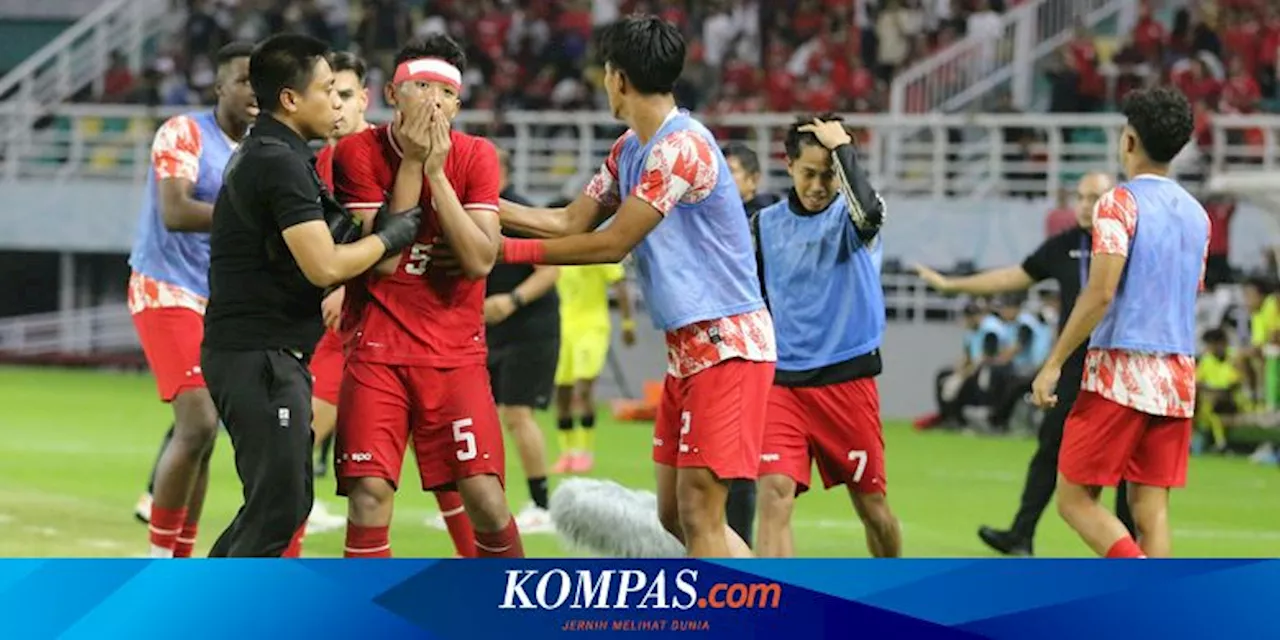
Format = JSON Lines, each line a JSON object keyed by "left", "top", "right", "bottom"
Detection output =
{"left": 760, "top": 453, "right": 780, "bottom": 462}
{"left": 338, "top": 452, "right": 374, "bottom": 463}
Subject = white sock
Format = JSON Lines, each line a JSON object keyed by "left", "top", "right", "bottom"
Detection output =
{"left": 150, "top": 544, "right": 174, "bottom": 558}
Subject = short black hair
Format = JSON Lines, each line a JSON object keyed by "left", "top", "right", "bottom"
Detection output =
{"left": 250, "top": 34, "right": 330, "bottom": 113}
{"left": 216, "top": 41, "right": 254, "bottom": 67}
{"left": 722, "top": 143, "right": 761, "bottom": 175}
{"left": 1202, "top": 327, "right": 1227, "bottom": 344}
{"left": 595, "top": 15, "right": 685, "bottom": 95}
{"left": 785, "top": 113, "right": 843, "bottom": 159}
{"left": 1120, "top": 87, "right": 1193, "bottom": 164}
{"left": 329, "top": 51, "right": 367, "bottom": 82}
{"left": 394, "top": 34, "right": 467, "bottom": 73}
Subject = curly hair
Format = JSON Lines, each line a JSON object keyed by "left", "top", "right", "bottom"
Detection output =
{"left": 1120, "top": 87, "right": 1194, "bottom": 164}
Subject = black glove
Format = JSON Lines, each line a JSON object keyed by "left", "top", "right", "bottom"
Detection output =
{"left": 322, "top": 194, "right": 363, "bottom": 245}
{"left": 372, "top": 203, "right": 422, "bottom": 257}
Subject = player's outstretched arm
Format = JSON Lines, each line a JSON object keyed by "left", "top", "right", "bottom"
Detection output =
{"left": 499, "top": 192, "right": 618, "bottom": 238}
{"left": 914, "top": 264, "right": 1035, "bottom": 295}
{"left": 502, "top": 196, "right": 661, "bottom": 266}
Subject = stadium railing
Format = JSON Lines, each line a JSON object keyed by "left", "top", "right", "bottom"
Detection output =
{"left": 888, "top": 0, "right": 1140, "bottom": 115}
{"left": 2, "top": 104, "right": 1278, "bottom": 201}
{"left": 0, "top": 0, "right": 170, "bottom": 189}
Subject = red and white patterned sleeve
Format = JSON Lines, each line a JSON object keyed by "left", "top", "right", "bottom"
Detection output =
{"left": 632, "top": 130, "right": 719, "bottom": 216}
{"left": 1091, "top": 186, "right": 1138, "bottom": 257}
{"left": 582, "top": 133, "right": 626, "bottom": 209}
{"left": 151, "top": 115, "right": 202, "bottom": 183}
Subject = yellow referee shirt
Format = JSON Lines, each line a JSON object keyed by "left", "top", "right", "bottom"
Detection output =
{"left": 557, "top": 264, "right": 625, "bottom": 334}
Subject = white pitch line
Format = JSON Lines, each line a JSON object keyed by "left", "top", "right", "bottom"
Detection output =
{"left": 79, "top": 539, "right": 123, "bottom": 550}
{"left": 21, "top": 525, "right": 58, "bottom": 537}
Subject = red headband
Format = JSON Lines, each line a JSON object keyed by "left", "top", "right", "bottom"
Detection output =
{"left": 392, "top": 57, "right": 462, "bottom": 91}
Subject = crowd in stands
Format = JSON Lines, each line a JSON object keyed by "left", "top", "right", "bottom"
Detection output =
{"left": 96, "top": 0, "right": 1032, "bottom": 115}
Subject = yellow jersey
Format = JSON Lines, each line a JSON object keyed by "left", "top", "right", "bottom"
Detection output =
{"left": 1251, "top": 296, "right": 1280, "bottom": 347}
{"left": 1197, "top": 351, "right": 1240, "bottom": 390}
{"left": 558, "top": 264, "right": 625, "bottom": 333}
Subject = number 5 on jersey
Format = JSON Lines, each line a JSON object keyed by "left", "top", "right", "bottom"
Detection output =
{"left": 405, "top": 242, "right": 432, "bottom": 275}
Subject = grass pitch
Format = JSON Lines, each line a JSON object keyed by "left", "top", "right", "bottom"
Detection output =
{"left": 0, "top": 366, "right": 1275, "bottom": 558}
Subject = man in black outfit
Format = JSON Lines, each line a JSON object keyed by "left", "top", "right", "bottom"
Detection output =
{"left": 915, "top": 171, "right": 1137, "bottom": 556}
{"left": 724, "top": 142, "right": 780, "bottom": 217}
{"left": 721, "top": 142, "right": 780, "bottom": 547}
{"left": 201, "top": 34, "right": 421, "bottom": 557}
{"left": 483, "top": 148, "right": 561, "bottom": 532}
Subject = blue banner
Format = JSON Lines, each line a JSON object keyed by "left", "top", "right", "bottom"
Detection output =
{"left": 1, "top": 559, "right": 1274, "bottom": 639}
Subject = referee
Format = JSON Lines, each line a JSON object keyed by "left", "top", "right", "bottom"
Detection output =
{"left": 202, "top": 34, "right": 422, "bottom": 557}
{"left": 914, "top": 171, "right": 1137, "bottom": 557}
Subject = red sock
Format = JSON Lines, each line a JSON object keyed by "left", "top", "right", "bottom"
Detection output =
{"left": 1105, "top": 537, "right": 1146, "bottom": 558}
{"left": 173, "top": 522, "right": 198, "bottom": 558}
{"left": 282, "top": 523, "right": 306, "bottom": 558}
{"left": 148, "top": 507, "right": 187, "bottom": 557}
{"left": 474, "top": 517, "right": 524, "bottom": 558}
{"left": 435, "top": 490, "right": 477, "bottom": 558}
{"left": 344, "top": 524, "right": 391, "bottom": 558}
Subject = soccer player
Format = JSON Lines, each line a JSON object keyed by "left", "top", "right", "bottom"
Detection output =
{"left": 330, "top": 35, "right": 523, "bottom": 558}
{"left": 751, "top": 115, "right": 899, "bottom": 558}
{"left": 127, "top": 42, "right": 257, "bottom": 557}
{"left": 915, "top": 171, "right": 1137, "bottom": 556}
{"left": 497, "top": 15, "right": 775, "bottom": 558}
{"left": 550, "top": 261, "right": 636, "bottom": 475}
{"left": 1030, "top": 87, "right": 1207, "bottom": 558}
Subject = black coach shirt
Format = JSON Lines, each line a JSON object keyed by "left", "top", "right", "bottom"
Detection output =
{"left": 203, "top": 114, "right": 326, "bottom": 353}
{"left": 486, "top": 188, "right": 559, "bottom": 347}
{"left": 1020, "top": 225, "right": 1090, "bottom": 372}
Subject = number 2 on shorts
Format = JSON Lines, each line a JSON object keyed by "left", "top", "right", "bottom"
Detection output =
{"left": 453, "top": 418, "right": 477, "bottom": 461}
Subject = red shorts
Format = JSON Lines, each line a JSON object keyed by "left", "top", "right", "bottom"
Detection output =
{"left": 309, "top": 329, "right": 344, "bottom": 405}
{"left": 334, "top": 360, "right": 504, "bottom": 493}
{"left": 131, "top": 307, "right": 205, "bottom": 402}
{"left": 1059, "top": 390, "right": 1192, "bottom": 488}
{"left": 652, "top": 358, "right": 773, "bottom": 480}
{"left": 760, "top": 377, "right": 886, "bottom": 494}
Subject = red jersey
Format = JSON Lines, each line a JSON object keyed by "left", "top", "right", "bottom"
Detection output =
{"left": 331, "top": 125, "right": 501, "bottom": 367}
{"left": 315, "top": 145, "right": 335, "bottom": 190}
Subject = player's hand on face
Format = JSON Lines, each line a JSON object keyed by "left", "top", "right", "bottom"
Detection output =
{"left": 321, "top": 287, "right": 345, "bottom": 329}
{"left": 912, "top": 263, "right": 953, "bottom": 292}
{"left": 797, "top": 119, "right": 853, "bottom": 150}
{"left": 424, "top": 103, "right": 451, "bottom": 176}
{"left": 483, "top": 294, "right": 516, "bottom": 325}
{"left": 427, "top": 241, "right": 464, "bottom": 275}
{"left": 1030, "top": 365, "right": 1060, "bottom": 409}
{"left": 396, "top": 101, "right": 432, "bottom": 162}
